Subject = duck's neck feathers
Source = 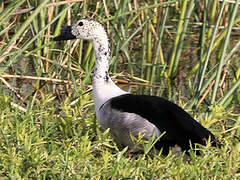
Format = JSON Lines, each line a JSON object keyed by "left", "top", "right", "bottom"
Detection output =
{"left": 91, "top": 32, "right": 128, "bottom": 115}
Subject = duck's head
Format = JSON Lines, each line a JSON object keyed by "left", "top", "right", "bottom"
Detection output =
{"left": 54, "top": 19, "right": 107, "bottom": 41}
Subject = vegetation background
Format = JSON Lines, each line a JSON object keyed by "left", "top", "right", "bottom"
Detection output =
{"left": 0, "top": 0, "right": 240, "bottom": 179}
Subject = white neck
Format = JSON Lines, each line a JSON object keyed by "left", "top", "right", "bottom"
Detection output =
{"left": 92, "top": 36, "right": 110, "bottom": 82}
{"left": 91, "top": 34, "right": 128, "bottom": 116}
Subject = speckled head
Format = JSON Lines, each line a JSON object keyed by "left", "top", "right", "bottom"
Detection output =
{"left": 54, "top": 19, "right": 108, "bottom": 41}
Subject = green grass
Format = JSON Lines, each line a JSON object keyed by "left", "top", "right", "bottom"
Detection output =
{"left": 0, "top": 93, "right": 240, "bottom": 179}
{"left": 0, "top": 0, "right": 240, "bottom": 179}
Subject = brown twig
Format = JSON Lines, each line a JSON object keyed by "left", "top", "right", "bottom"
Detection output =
{"left": 114, "top": 79, "right": 160, "bottom": 88}
{"left": 10, "top": 102, "right": 27, "bottom": 112}
{"left": 197, "top": 80, "right": 215, "bottom": 107}
{"left": 0, "top": 74, "right": 73, "bottom": 85}
{"left": 0, "top": 76, "right": 24, "bottom": 102}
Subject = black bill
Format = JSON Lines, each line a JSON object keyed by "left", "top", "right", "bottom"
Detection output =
{"left": 53, "top": 26, "right": 76, "bottom": 41}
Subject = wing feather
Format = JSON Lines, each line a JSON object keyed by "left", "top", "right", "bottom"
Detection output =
{"left": 110, "top": 94, "right": 218, "bottom": 151}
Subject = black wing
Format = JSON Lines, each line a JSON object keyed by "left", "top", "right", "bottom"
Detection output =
{"left": 110, "top": 94, "right": 219, "bottom": 153}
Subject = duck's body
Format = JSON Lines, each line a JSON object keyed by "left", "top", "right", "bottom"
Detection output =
{"left": 54, "top": 19, "right": 219, "bottom": 154}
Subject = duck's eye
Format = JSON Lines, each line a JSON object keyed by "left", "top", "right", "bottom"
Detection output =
{"left": 78, "top": 21, "right": 83, "bottom": 26}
